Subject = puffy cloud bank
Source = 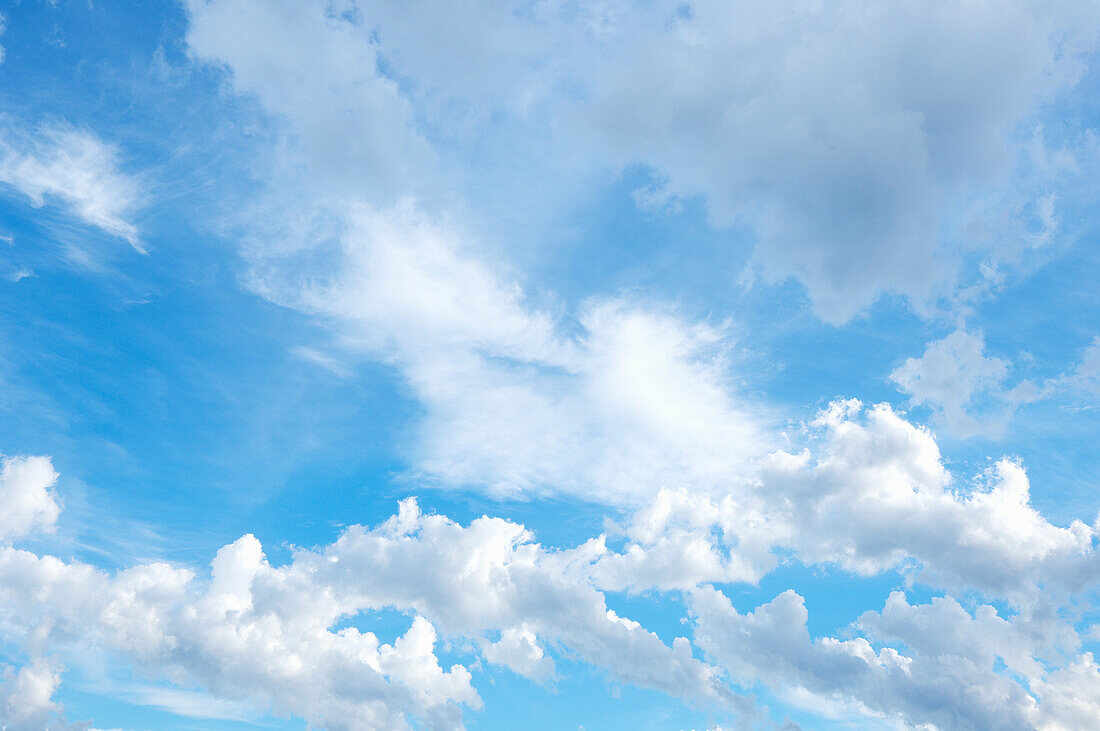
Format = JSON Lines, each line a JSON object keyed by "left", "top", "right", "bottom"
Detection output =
{"left": 5, "top": 398, "right": 1100, "bottom": 729}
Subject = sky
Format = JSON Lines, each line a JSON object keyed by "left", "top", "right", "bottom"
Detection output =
{"left": 1, "top": 1, "right": 1100, "bottom": 729}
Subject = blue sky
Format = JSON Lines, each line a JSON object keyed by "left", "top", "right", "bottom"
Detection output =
{"left": 2, "top": 1, "right": 1100, "bottom": 729}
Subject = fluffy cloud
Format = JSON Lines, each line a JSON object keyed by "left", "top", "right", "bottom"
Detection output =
{"left": 758, "top": 400, "right": 1099, "bottom": 600}
{"left": 584, "top": 0, "right": 1100, "bottom": 321}
{"left": 0, "top": 541, "right": 480, "bottom": 730}
{"left": 890, "top": 329, "right": 1043, "bottom": 437}
{"left": 577, "top": 401, "right": 1100, "bottom": 603}
{"left": 590, "top": 486, "right": 778, "bottom": 591}
{"left": 251, "top": 202, "right": 768, "bottom": 502}
{"left": 691, "top": 586, "right": 1100, "bottom": 730}
{"left": 0, "top": 658, "right": 78, "bottom": 731}
{"left": 0, "top": 457, "right": 734, "bottom": 730}
{"left": 0, "top": 124, "right": 143, "bottom": 251}
{"left": 0, "top": 455, "right": 61, "bottom": 543}
{"left": 187, "top": 0, "right": 1100, "bottom": 322}
{"left": 5, "top": 421, "right": 1100, "bottom": 729}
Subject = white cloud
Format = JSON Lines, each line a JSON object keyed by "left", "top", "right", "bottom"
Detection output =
{"left": 0, "top": 540, "right": 479, "bottom": 730}
{"left": 185, "top": 1, "right": 1100, "bottom": 323}
{"left": 285, "top": 497, "right": 734, "bottom": 709}
{"left": 252, "top": 202, "right": 768, "bottom": 503}
{"left": 891, "top": 329, "right": 1100, "bottom": 437}
{"left": 0, "top": 455, "right": 62, "bottom": 543}
{"left": 185, "top": 0, "right": 433, "bottom": 203}
{"left": 0, "top": 460, "right": 735, "bottom": 730}
{"left": 573, "top": 400, "right": 1100, "bottom": 603}
{"left": 690, "top": 585, "right": 1100, "bottom": 731}
{"left": 480, "top": 625, "right": 555, "bottom": 681}
{"left": 0, "top": 658, "right": 79, "bottom": 731}
{"left": 590, "top": 487, "right": 777, "bottom": 591}
{"left": 0, "top": 124, "right": 143, "bottom": 251}
{"left": 758, "top": 400, "right": 1098, "bottom": 600}
{"left": 4, "top": 435, "right": 1100, "bottom": 728}
{"left": 115, "top": 684, "right": 256, "bottom": 722}
{"left": 890, "top": 328, "right": 1025, "bottom": 437}
{"left": 582, "top": 0, "right": 1100, "bottom": 321}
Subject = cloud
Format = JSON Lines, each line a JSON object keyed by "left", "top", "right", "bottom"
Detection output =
{"left": 0, "top": 455, "right": 62, "bottom": 543}
{"left": 758, "top": 400, "right": 1098, "bottom": 600}
{"left": 0, "top": 658, "right": 82, "bottom": 731}
{"left": 4, "top": 432, "right": 1100, "bottom": 729}
{"left": 184, "top": 1, "right": 1100, "bottom": 324}
{"left": 889, "top": 328, "right": 1039, "bottom": 437}
{"left": 0, "top": 458, "right": 735, "bottom": 730}
{"left": 891, "top": 330, "right": 1100, "bottom": 437}
{"left": 590, "top": 486, "right": 778, "bottom": 591}
{"left": 251, "top": 202, "right": 769, "bottom": 503}
{"left": 583, "top": 0, "right": 1100, "bottom": 321}
{"left": 572, "top": 400, "right": 1100, "bottom": 604}
{"left": 690, "top": 585, "right": 1100, "bottom": 730}
{"left": 0, "top": 124, "right": 144, "bottom": 251}
{"left": 185, "top": 0, "right": 433, "bottom": 203}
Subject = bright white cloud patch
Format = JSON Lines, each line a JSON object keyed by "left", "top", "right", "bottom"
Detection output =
{"left": 0, "top": 455, "right": 61, "bottom": 543}
{"left": 4, "top": 413, "right": 1100, "bottom": 729}
{"left": 0, "top": 459, "right": 734, "bottom": 730}
{"left": 690, "top": 586, "right": 1091, "bottom": 730}
{"left": 0, "top": 658, "right": 73, "bottom": 731}
{"left": 251, "top": 202, "right": 768, "bottom": 502}
{"left": 0, "top": 123, "right": 143, "bottom": 251}
{"left": 758, "top": 401, "right": 1099, "bottom": 600}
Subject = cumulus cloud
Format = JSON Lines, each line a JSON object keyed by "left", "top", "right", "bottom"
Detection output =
{"left": 0, "top": 123, "right": 144, "bottom": 251}
{"left": 575, "top": 400, "right": 1100, "bottom": 603}
{"left": 590, "top": 486, "right": 778, "bottom": 591}
{"left": 0, "top": 658, "right": 81, "bottom": 731}
{"left": 0, "top": 455, "right": 62, "bottom": 543}
{"left": 691, "top": 586, "right": 1100, "bottom": 730}
{"left": 758, "top": 400, "right": 1099, "bottom": 600}
{"left": 0, "top": 458, "right": 736, "bottom": 730}
{"left": 889, "top": 328, "right": 1040, "bottom": 437}
{"left": 5, "top": 428, "right": 1100, "bottom": 729}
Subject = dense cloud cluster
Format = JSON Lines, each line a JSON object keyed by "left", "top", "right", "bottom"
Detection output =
{"left": 189, "top": 0, "right": 1100, "bottom": 321}
{"left": 4, "top": 401, "right": 1100, "bottom": 728}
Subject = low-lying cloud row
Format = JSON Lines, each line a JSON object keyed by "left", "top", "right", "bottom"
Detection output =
{"left": 4, "top": 390, "right": 1100, "bottom": 728}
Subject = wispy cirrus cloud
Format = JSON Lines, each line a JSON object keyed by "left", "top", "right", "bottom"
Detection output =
{"left": 0, "top": 122, "right": 145, "bottom": 253}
